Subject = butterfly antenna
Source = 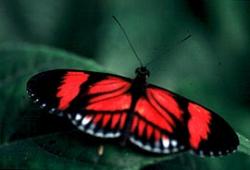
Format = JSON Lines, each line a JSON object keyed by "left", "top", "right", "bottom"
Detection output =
{"left": 112, "top": 16, "right": 144, "bottom": 67}
{"left": 145, "top": 33, "right": 192, "bottom": 67}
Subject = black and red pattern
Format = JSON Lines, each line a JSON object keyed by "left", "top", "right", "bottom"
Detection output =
{"left": 27, "top": 67, "right": 239, "bottom": 156}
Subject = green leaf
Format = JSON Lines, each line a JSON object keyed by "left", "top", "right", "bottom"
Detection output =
{"left": 238, "top": 133, "right": 250, "bottom": 156}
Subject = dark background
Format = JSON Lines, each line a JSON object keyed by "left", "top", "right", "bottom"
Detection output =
{"left": 0, "top": 0, "right": 249, "bottom": 169}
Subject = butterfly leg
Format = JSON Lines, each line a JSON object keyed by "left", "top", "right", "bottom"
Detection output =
{"left": 97, "top": 145, "right": 104, "bottom": 156}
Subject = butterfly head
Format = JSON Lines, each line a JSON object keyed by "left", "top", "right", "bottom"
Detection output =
{"left": 135, "top": 66, "right": 150, "bottom": 78}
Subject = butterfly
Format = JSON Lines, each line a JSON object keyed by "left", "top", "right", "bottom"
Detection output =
{"left": 26, "top": 66, "right": 239, "bottom": 157}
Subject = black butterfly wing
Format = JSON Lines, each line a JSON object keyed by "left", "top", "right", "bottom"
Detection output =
{"left": 128, "top": 84, "right": 239, "bottom": 156}
{"left": 27, "top": 69, "right": 132, "bottom": 138}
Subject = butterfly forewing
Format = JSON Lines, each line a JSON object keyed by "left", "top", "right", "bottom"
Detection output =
{"left": 187, "top": 102, "right": 239, "bottom": 156}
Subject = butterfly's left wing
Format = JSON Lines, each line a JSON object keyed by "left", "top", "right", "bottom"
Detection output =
{"left": 129, "top": 84, "right": 239, "bottom": 156}
{"left": 27, "top": 69, "right": 132, "bottom": 138}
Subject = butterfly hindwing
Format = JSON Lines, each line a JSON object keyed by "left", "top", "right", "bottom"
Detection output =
{"left": 27, "top": 69, "right": 132, "bottom": 138}
{"left": 129, "top": 86, "right": 189, "bottom": 154}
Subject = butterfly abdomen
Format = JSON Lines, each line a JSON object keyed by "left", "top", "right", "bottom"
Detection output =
{"left": 120, "top": 74, "right": 149, "bottom": 143}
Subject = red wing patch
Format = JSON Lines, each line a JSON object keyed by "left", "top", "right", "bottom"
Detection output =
{"left": 87, "top": 76, "right": 132, "bottom": 109}
{"left": 187, "top": 103, "right": 211, "bottom": 149}
{"left": 87, "top": 94, "right": 131, "bottom": 111}
{"left": 67, "top": 75, "right": 131, "bottom": 138}
{"left": 134, "top": 97, "right": 173, "bottom": 133}
{"left": 147, "top": 87, "right": 183, "bottom": 120}
{"left": 129, "top": 87, "right": 186, "bottom": 154}
{"left": 57, "top": 72, "right": 89, "bottom": 110}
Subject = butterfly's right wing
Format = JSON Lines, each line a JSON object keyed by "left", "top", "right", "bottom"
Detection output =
{"left": 129, "top": 85, "right": 239, "bottom": 156}
{"left": 27, "top": 69, "right": 132, "bottom": 138}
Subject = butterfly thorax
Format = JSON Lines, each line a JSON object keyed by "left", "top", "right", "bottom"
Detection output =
{"left": 135, "top": 66, "right": 150, "bottom": 79}
{"left": 131, "top": 66, "right": 150, "bottom": 96}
